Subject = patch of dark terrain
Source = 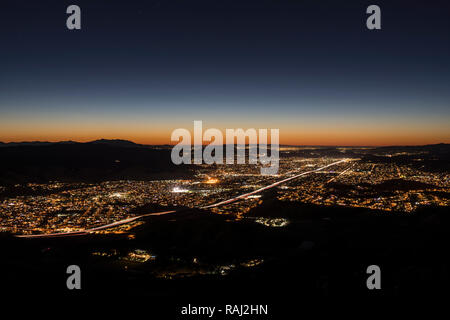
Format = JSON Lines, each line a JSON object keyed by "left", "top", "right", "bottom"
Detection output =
{"left": 0, "top": 140, "right": 193, "bottom": 185}
{"left": 0, "top": 183, "right": 87, "bottom": 199}
{"left": 362, "top": 144, "right": 450, "bottom": 173}
{"left": 322, "top": 179, "right": 445, "bottom": 200}
{"left": 1, "top": 203, "right": 449, "bottom": 301}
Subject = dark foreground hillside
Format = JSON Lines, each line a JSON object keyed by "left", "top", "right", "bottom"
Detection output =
{"left": 1, "top": 202, "right": 448, "bottom": 309}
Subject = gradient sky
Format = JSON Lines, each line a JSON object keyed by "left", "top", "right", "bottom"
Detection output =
{"left": 1, "top": 0, "right": 449, "bottom": 145}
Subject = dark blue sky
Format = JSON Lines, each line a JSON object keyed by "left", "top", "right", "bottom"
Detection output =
{"left": 1, "top": 0, "right": 449, "bottom": 145}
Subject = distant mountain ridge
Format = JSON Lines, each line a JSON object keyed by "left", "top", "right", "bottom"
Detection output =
{"left": 0, "top": 139, "right": 448, "bottom": 149}
{"left": 0, "top": 139, "right": 189, "bottom": 185}
{"left": 0, "top": 139, "right": 448, "bottom": 185}
{"left": 0, "top": 139, "right": 145, "bottom": 148}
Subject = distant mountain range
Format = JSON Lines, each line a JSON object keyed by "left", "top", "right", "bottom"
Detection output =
{"left": 0, "top": 139, "right": 147, "bottom": 148}
{"left": 0, "top": 139, "right": 187, "bottom": 185}
{"left": 0, "top": 139, "right": 448, "bottom": 185}
{"left": 0, "top": 139, "right": 448, "bottom": 149}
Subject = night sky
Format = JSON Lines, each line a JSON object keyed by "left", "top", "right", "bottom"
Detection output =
{"left": 1, "top": 0, "right": 449, "bottom": 145}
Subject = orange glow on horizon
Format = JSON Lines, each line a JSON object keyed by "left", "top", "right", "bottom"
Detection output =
{"left": 0, "top": 117, "right": 449, "bottom": 146}
{"left": 1, "top": 132, "right": 449, "bottom": 146}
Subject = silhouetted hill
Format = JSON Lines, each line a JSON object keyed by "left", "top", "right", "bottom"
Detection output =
{"left": 374, "top": 143, "right": 450, "bottom": 152}
{"left": 0, "top": 141, "right": 191, "bottom": 185}
{"left": 361, "top": 144, "right": 450, "bottom": 172}
{"left": 87, "top": 139, "right": 144, "bottom": 148}
{"left": 1, "top": 203, "right": 449, "bottom": 301}
{"left": 0, "top": 139, "right": 142, "bottom": 148}
{"left": 0, "top": 141, "right": 56, "bottom": 147}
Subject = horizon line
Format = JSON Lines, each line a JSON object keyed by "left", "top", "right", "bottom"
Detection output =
{"left": 0, "top": 138, "right": 448, "bottom": 148}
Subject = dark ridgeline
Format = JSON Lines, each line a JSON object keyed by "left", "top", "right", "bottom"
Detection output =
{"left": 1, "top": 140, "right": 449, "bottom": 186}
{"left": 0, "top": 139, "right": 191, "bottom": 185}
